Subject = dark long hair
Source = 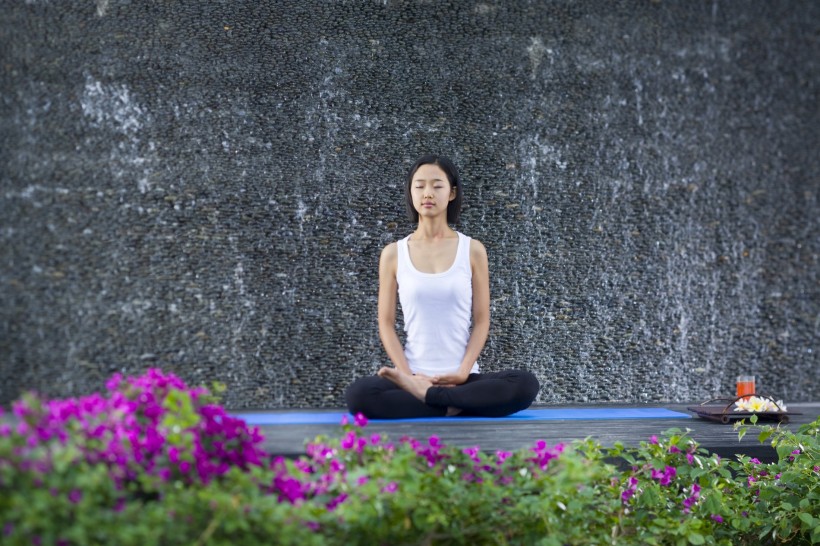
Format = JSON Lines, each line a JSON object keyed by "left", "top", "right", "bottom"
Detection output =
{"left": 404, "top": 154, "right": 463, "bottom": 225}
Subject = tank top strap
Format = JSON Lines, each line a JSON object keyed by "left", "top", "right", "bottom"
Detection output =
{"left": 455, "top": 232, "right": 472, "bottom": 274}
{"left": 397, "top": 235, "right": 411, "bottom": 270}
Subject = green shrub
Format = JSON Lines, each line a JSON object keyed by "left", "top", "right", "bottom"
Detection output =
{"left": 0, "top": 370, "right": 817, "bottom": 545}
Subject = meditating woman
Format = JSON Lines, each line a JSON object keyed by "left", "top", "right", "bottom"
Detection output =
{"left": 345, "top": 154, "right": 540, "bottom": 419}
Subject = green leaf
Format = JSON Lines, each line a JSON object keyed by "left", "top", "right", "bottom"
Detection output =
{"left": 703, "top": 494, "right": 722, "bottom": 514}
{"left": 750, "top": 414, "right": 758, "bottom": 425}
{"left": 688, "top": 531, "right": 706, "bottom": 545}
{"left": 798, "top": 512, "right": 815, "bottom": 526}
{"left": 758, "top": 429, "right": 774, "bottom": 444}
{"left": 639, "top": 485, "right": 661, "bottom": 509}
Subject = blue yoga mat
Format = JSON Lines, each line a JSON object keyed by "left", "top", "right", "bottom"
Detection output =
{"left": 234, "top": 407, "right": 691, "bottom": 426}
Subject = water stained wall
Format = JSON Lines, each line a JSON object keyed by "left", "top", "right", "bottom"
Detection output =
{"left": 1, "top": 1, "right": 818, "bottom": 408}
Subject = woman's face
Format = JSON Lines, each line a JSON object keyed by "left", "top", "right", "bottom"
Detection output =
{"left": 410, "top": 163, "right": 456, "bottom": 219}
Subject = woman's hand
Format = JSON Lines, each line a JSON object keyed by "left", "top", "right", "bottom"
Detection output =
{"left": 431, "top": 370, "right": 470, "bottom": 387}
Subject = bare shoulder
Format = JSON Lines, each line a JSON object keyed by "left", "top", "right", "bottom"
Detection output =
{"left": 469, "top": 238, "right": 489, "bottom": 269}
{"left": 469, "top": 238, "right": 488, "bottom": 259}
{"left": 380, "top": 242, "right": 398, "bottom": 270}
{"left": 381, "top": 242, "right": 398, "bottom": 260}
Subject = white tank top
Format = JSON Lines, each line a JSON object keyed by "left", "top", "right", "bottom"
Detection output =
{"left": 396, "top": 232, "right": 478, "bottom": 376}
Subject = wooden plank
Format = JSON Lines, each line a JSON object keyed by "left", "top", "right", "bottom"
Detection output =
{"left": 237, "top": 403, "right": 820, "bottom": 463}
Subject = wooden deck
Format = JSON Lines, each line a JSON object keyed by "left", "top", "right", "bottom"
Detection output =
{"left": 235, "top": 403, "right": 820, "bottom": 463}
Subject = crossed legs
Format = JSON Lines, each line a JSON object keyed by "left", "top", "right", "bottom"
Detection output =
{"left": 345, "top": 369, "right": 540, "bottom": 420}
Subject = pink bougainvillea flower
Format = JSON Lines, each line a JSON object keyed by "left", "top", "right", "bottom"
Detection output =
{"left": 683, "top": 483, "right": 701, "bottom": 513}
{"left": 530, "top": 440, "right": 565, "bottom": 471}
{"left": 328, "top": 459, "right": 345, "bottom": 475}
{"left": 354, "top": 412, "right": 368, "bottom": 428}
{"left": 650, "top": 466, "right": 676, "bottom": 486}
{"left": 462, "top": 446, "right": 481, "bottom": 463}
{"left": 273, "top": 474, "right": 308, "bottom": 504}
{"left": 326, "top": 492, "right": 348, "bottom": 511}
{"left": 495, "top": 450, "right": 512, "bottom": 465}
{"left": 340, "top": 430, "right": 357, "bottom": 450}
{"left": 621, "top": 476, "right": 638, "bottom": 504}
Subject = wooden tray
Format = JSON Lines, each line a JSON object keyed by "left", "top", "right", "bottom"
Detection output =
{"left": 687, "top": 396, "right": 800, "bottom": 424}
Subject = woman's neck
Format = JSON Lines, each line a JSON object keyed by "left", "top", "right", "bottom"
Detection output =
{"left": 413, "top": 218, "right": 455, "bottom": 241}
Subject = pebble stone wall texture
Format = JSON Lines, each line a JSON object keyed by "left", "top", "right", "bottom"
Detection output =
{"left": 1, "top": 1, "right": 818, "bottom": 409}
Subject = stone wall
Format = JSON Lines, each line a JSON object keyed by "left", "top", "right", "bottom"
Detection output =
{"left": 1, "top": 0, "right": 818, "bottom": 408}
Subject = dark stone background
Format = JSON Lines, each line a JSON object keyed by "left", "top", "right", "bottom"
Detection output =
{"left": 1, "top": 0, "right": 818, "bottom": 408}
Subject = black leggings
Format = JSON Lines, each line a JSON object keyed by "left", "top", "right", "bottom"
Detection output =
{"left": 345, "top": 370, "right": 540, "bottom": 419}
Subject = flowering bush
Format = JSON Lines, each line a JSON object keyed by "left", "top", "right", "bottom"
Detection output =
{"left": 3, "top": 369, "right": 265, "bottom": 487}
{"left": 0, "top": 370, "right": 817, "bottom": 545}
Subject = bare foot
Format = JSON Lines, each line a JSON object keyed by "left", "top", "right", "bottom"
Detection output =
{"left": 378, "top": 367, "right": 433, "bottom": 402}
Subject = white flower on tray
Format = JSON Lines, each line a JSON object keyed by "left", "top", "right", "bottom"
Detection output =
{"left": 733, "top": 396, "right": 787, "bottom": 413}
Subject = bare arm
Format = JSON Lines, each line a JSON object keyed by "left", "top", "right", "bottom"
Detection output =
{"left": 377, "top": 243, "right": 413, "bottom": 375}
{"left": 433, "top": 239, "right": 490, "bottom": 385}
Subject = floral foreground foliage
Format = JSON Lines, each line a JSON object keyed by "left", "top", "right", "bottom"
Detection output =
{"left": 0, "top": 370, "right": 818, "bottom": 545}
